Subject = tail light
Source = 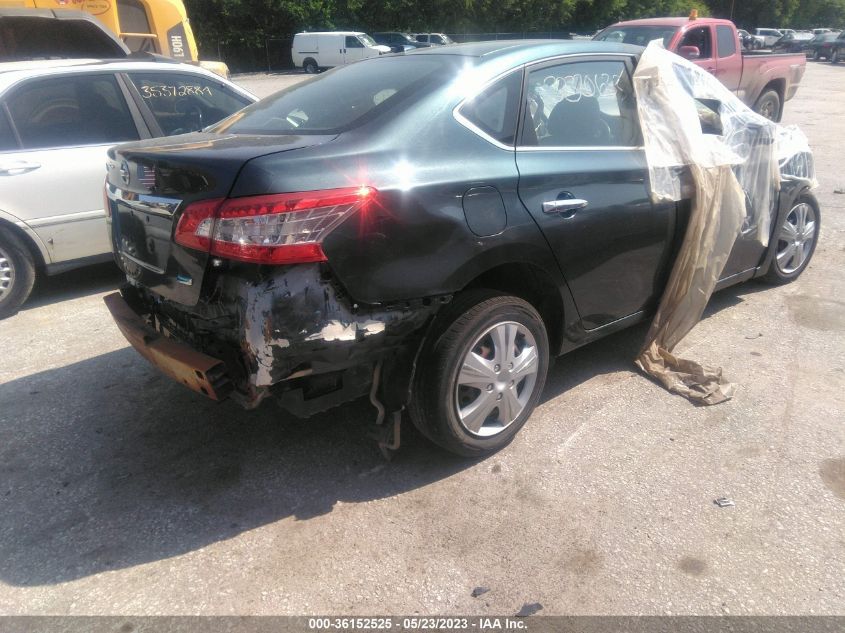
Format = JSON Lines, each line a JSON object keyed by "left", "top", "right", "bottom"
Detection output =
{"left": 174, "top": 186, "right": 375, "bottom": 265}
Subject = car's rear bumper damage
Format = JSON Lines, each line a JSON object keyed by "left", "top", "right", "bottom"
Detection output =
{"left": 107, "top": 263, "right": 446, "bottom": 415}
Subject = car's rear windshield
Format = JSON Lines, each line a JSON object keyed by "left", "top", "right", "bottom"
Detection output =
{"left": 211, "top": 56, "right": 460, "bottom": 136}
{"left": 594, "top": 25, "right": 679, "bottom": 47}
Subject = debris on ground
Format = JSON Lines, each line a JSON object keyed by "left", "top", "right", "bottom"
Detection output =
{"left": 514, "top": 603, "right": 543, "bottom": 617}
{"left": 714, "top": 497, "right": 736, "bottom": 508}
{"left": 471, "top": 586, "right": 490, "bottom": 598}
{"left": 834, "top": 188, "right": 844, "bottom": 194}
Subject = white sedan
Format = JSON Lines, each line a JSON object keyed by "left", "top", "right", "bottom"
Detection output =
{"left": 0, "top": 59, "right": 256, "bottom": 317}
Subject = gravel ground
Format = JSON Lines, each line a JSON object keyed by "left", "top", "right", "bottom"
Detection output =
{"left": 0, "top": 61, "right": 843, "bottom": 616}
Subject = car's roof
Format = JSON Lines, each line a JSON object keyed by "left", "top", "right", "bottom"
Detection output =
{"left": 295, "top": 31, "right": 364, "bottom": 36}
{"left": 405, "top": 39, "right": 641, "bottom": 64}
{"left": 0, "top": 58, "right": 253, "bottom": 96}
{"left": 608, "top": 17, "right": 736, "bottom": 28}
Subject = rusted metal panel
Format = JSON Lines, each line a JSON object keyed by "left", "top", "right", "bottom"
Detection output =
{"left": 104, "top": 292, "right": 233, "bottom": 400}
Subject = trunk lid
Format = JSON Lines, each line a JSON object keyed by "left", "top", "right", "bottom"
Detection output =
{"left": 106, "top": 132, "right": 335, "bottom": 306}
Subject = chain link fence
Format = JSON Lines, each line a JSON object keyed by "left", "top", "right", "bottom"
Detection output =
{"left": 203, "top": 31, "right": 585, "bottom": 74}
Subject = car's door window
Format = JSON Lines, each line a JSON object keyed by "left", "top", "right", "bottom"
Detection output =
{"left": 346, "top": 36, "right": 364, "bottom": 49}
{"left": 5, "top": 74, "right": 138, "bottom": 149}
{"left": 716, "top": 25, "right": 737, "bottom": 57}
{"left": 679, "top": 26, "right": 713, "bottom": 59}
{"left": 0, "top": 109, "right": 18, "bottom": 151}
{"left": 458, "top": 70, "right": 522, "bottom": 146}
{"left": 520, "top": 59, "right": 639, "bottom": 148}
{"left": 127, "top": 72, "right": 251, "bottom": 136}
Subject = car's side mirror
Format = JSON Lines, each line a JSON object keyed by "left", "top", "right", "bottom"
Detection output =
{"left": 679, "top": 45, "right": 701, "bottom": 59}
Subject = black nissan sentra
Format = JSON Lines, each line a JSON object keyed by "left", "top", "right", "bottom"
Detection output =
{"left": 104, "top": 41, "right": 820, "bottom": 456}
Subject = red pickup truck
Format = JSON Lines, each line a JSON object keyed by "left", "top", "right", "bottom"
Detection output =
{"left": 594, "top": 17, "right": 806, "bottom": 121}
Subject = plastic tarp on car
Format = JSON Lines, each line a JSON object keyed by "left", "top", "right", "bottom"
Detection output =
{"left": 631, "top": 41, "right": 815, "bottom": 405}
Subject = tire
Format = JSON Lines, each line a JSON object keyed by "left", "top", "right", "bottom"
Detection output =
{"left": 303, "top": 58, "right": 319, "bottom": 74}
{"left": 0, "top": 227, "right": 36, "bottom": 319}
{"left": 812, "top": 50, "right": 821, "bottom": 60}
{"left": 761, "top": 193, "right": 820, "bottom": 285}
{"left": 753, "top": 89, "right": 781, "bottom": 122}
{"left": 409, "top": 290, "right": 549, "bottom": 457}
{"left": 832, "top": 48, "right": 840, "bottom": 64}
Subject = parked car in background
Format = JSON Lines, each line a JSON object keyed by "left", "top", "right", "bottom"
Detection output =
{"left": 807, "top": 32, "right": 839, "bottom": 59}
{"left": 414, "top": 33, "right": 454, "bottom": 46}
{"left": 292, "top": 32, "right": 390, "bottom": 73}
{"left": 812, "top": 28, "right": 833, "bottom": 35}
{"left": 0, "top": 59, "right": 256, "bottom": 317}
{"left": 755, "top": 28, "right": 784, "bottom": 47}
{"left": 594, "top": 17, "right": 806, "bottom": 121}
{"left": 772, "top": 31, "right": 814, "bottom": 53}
{"left": 738, "top": 28, "right": 764, "bottom": 50}
{"left": 372, "top": 32, "right": 427, "bottom": 52}
{"left": 829, "top": 30, "right": 845, "bottom": 63}
{"left": 103, "top": 41, "right": 819, "bottom": 456}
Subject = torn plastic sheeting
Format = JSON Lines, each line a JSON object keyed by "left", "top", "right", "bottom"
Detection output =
{"left": 631, "top": 41, "right": 815, "bottom": 405}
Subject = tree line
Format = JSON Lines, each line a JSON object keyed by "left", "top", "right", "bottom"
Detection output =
{"left": 185, "top": 0, "right": 845, "bottom": 49}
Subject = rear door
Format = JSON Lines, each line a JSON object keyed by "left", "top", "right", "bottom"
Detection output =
{"left": 714, "top": 24, "right": 742, "bottom": 91}
{"left": 0, "top": 72, "right": 142, "bottom": 263}
{"left": 515, "top": 56, "right": 676, "bottom": 330}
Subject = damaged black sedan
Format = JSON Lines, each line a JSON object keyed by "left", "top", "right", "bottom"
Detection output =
{"left": 104, "top": 41, "right": 820, "bottom": 456}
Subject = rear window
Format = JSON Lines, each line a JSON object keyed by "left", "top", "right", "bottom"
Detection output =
{"left": 212, "top": 56, "right": 459, "bottom": 135}
{"left": 716, "top": 25, "right": 736, "bottom": 57}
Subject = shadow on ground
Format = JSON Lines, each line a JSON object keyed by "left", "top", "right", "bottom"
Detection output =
{"left": 23, "top": 262, "right": 123, "bottom": 311}
{"left": 0, "top": 278, "right": 766, "bottom": 587}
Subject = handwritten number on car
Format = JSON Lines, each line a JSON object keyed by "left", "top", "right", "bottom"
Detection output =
{"left": 140, "top": 85, "right": 213, "bottom": 98}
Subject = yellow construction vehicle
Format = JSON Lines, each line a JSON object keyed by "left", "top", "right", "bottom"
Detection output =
{"left": 0, "top": 0, "right": 228, "bottom": 76}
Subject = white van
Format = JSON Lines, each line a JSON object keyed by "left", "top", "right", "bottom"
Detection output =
{"left": 292, "top": 32, "right": 391, "bottom": 74}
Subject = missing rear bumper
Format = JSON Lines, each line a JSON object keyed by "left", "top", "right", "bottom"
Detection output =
{"left": 104, "top": 292, "right": 234, "bottom": 401}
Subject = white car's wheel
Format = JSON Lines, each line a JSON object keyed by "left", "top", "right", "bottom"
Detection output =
{"left": 0, "top": 228, "right": 36, "bottom": 319}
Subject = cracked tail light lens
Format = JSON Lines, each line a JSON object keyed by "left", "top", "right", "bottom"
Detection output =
{"left": 174, "top": 187, "right": 375, "bottom": 264}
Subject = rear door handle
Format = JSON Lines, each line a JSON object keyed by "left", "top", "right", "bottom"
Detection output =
{"left": 542, "top": 198, "right": 589, "bottom": 215}
{"left": 0, "top": 161, "right": 41, "bottom": 176}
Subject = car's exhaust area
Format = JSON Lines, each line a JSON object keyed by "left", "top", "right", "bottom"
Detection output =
{"left": 104, "top": 291, "right": 234, "bottom": 401}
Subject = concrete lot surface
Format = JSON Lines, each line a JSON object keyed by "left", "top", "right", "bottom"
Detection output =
{"left": 0, "top": 62, "right": 844, "bottom": 616}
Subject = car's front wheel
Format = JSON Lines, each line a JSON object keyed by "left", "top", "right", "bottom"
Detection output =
{"left": 0, "top": 227, "right": 36, "bottom": 319}
{"left": 409, "top": 290, "right": 549, "bottom": 456}
{"left": 832, "top": 48, "right": 841, "bottom": 63}
{"left": 761, "top": 194, "right": 820, "bottom": 285}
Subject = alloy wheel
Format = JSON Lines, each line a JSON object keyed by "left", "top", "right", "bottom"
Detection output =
{"left": 0, "top": 245, "right": 14, "bottom": 302}
{"left": 776, "top": 202, "right": 817, "bottom": 275}
{"left": 455, "top": 320, "right": 539, "bottom": 437}
{"left": 758, "top": 97, "right": 777, "bottom": 120}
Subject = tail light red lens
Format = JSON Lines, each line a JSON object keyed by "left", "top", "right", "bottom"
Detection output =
{"left": 174, "top": 186, "right": 375, "bottom": 265}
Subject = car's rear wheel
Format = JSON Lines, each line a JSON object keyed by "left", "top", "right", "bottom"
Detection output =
{"left": 0, "top": 228, "right": 36, "bottom": 319}
{"left": 409, "top": 290, "right": 549, "bottom": 457}
{"left": 754, "top": 89, "right": 781, "bottom": 122}
{"left": 761, "top": 194, "right": 820, "bottom": 285}
{"left": 303, "top": 58, "right": 319, "bottom": 74}
{"left": 812, "top": 50, "right": 821, "bottom": 60}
